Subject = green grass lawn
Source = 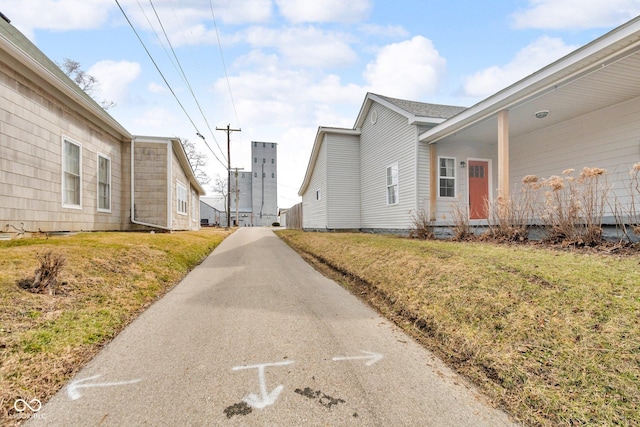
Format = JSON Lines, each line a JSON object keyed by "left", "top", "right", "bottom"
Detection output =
{"left": 277, "top": 230, "right": 640, "bottom": 426}
{"left": 0, "top": 228, "right": 231, "bottom": 425}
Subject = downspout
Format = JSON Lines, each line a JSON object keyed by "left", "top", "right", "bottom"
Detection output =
{"left": 130, "top": 137, "right": 172, "bottom": 231}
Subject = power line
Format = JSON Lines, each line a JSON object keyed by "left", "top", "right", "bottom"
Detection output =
{"left": 209, "top": 0, "right": 242, "bottom": 129}
{"left": 148, "top": 0, "right": 228, "bottom": 164}
{"left": 115, "top": 0, "right": 228, "bottom": 170}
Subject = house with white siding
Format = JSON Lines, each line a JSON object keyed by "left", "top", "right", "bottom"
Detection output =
{"left": 298, "top": 94, "right": 464, "bottom": 232}
{"left": 0, "top": 14, "right": 204, "bottom": 238}
{"left": 299, "top": 16, "right": 640, "bottom": 234}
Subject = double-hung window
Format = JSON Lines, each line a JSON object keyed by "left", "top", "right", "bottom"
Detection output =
{"left": 439, "top": 157, "right": 456, "bottom": 197}
{"left": 386, "top": 163, "right": 398, "bottom": 205}
{"left": 177, "top": 181, "right": 188, "bottom": 215}
{"left": 97, "top": 154, "right": 111, "bottom": 212}
{"left": 62, "top": 138, "right": 81, "bottom": 208}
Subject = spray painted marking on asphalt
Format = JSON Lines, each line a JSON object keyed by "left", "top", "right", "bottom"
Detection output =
{"left": 332, "top": 351, "right": 383, "bottom": 366}
{"left": 232, "top": 360, "right": 294, "bottom": 409}
{"left": 66, "top": 375, "right": 141, "bottom": 400}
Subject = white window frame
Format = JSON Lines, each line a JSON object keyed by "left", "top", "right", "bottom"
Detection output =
{"left": 97, "top": 153, "right": 111, "bottom": 213}
{"left": 386, "top": 163, "right": 399, "bottom": 205}
{"left": 176, "top": 181, "right": 188, "bottom": 215}
{"left": 62, "top": 137, "right": 82, "bottom": 209}
{"left": 438, "top": 157, "right": 456, "bottom": 198}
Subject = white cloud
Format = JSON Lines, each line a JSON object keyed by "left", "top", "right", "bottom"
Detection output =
{"left": 512, "top": 0, "right": 640, "bottom": 29}
{"left": 276, "top": 0, "right": 371, "bottom": 23}
{"left": 242, "top": 26, "right": 358, "bottom": 69}
{"left": 363, "top": 36, "right": 446, "bottom": 99}
{"left": 148, "top": 82, "right": 168, "bottom": 94}
{"left": 359, "top": 24, "right": 410, "bottom": 39}
{"left": 133, "top": 107, "right": 182, "bottom": 129}
{"left": 212, "top": 51, "right": 362, "bottom": 132}
{"left": 88, "top": 60, "right": 141, "bottom": 104}
{"left": 114, "top": 0, "right": 272, "bottom": 47}
{"left": 5, "top": 0, "right": 112, "bottom": 39}
{"left": 210, "top": 0, "right": 273, "bottom": 25}
{"left": 462, "top": 36, "right": 577, "bottom": 98}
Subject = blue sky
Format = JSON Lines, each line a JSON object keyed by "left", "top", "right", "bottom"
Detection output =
{"left": 3, "top": 0, "right": 640, "bottom": 207}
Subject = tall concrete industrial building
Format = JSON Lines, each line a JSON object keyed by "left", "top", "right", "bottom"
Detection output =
{"left": 229, "top": 141, "right": 278, "bottom": 227}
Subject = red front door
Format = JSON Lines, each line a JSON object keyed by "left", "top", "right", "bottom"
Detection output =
{"left": 468, "top": 160, "right": 489, "bottom": 219}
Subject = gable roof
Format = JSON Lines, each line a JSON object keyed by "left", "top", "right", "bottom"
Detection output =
{"left": 374, "top": 93, "right": 467, "bottom": 120}
{"left": 420, "top": 16, "right": 640, "bottom": 145}
{"left": 354, "top": 92, "right": 466, "bottom": 128}
{"left": 298, "top": 126, "right": 360, "bottom": 196}
{"left": 0, "top": 17, "right": 132, "bottom": 141}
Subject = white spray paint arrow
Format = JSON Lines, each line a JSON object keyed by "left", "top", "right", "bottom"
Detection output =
{"left": 232, "top": 360, "right": 294, "bottom": 409}
{"left": 332, "top": 350, "right": 383, "bottom": 366}
{"left": 66, "top": 375, "right": 141, "bottom": 400}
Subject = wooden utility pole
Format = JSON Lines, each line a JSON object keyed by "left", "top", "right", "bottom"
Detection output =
{"left": 233, "top": 167, "right": 244, "bottom": 226}
{"left": 216, "top": 124, "right": 241, "bottom": 227}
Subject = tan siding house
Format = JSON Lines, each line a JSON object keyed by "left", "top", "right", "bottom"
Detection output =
{"left": 0, "top": 16, "right": 204, "bottom": 238}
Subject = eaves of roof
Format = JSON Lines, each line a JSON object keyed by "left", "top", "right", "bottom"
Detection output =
{"left": 419, "top": 15, "right": 640, "bottom": 144}
{"left": 0, "top": 18, "right": 132, "bottom": 142}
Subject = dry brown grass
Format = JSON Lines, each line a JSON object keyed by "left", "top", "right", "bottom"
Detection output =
{"left": 277, "top": 230, "right": 640, "bottom": 426}
{"left": 0, "top": 229, "right": 231, "bottom": 425}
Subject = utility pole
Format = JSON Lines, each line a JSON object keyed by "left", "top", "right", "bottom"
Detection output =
{"left": 216, "top": 124, "right": 241, "bottom": 227}
{"left": 233, "top": 167, "right": 244, "bottom": 226}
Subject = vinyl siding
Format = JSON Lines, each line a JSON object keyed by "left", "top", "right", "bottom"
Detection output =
{"left": 0, "top": 66, "right": 125, "bottom": 232}
{"left": 433, "top": 142, "right": 497, "bottom": 222}
{"left": 302, "top": 136, "right": 327, "bottom": 229}
{"left": 326, "top": 133, "right": 360, "bottom": 229}
{"left": 360, "top": 103, "right": 417, "bottom": 229}
{"left": 511, "top": 95, "right": 640, "bottom": 215}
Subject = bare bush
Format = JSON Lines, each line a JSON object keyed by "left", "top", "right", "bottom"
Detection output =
{"left": 615, "top": 163, "right": 640, "bottom": 241}
{"left": 486, "top": 196, "right": 529, "bottom": 242}
{"left": 409, "top": 209, "right": 435, "bottom": 239}
{"left": 450, "top": 199, "right": 473, "bottom": 241}
{"left": 539, "top": 168, "right": 608, "bottom": 246}
{"left": 22, "top": 250, "right": 66, "bottom": 295}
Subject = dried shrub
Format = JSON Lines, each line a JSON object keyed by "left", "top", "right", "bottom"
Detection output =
{"left": 20, "top": 250, "right": 66, "bottom": 295}
{"left": 615, "top": 163, "right": 640, "bottom": 241}
{"left": 450, "top": 198, "right": 473, "bottom": 241}
{"left": 486, "top": 177, "right": 539, "bottom": 242}
{"left": 539, "top": 167, "right": 608, "bottom": 246}
{"left": 409, "top": 209, "right": 435, "bottom": 239}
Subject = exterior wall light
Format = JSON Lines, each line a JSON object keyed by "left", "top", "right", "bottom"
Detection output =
{"left": 535, "top": 110, "right": 549, "bottom": 119}
{"left": 460, "top": 161, "right": 466, "bottom": 168}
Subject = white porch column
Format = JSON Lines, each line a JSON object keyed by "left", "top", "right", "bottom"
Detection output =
{"left": 498, "top": 110, "right": 509, "bottom": 198}
{"left": 429, "top": 143, "right": 437, "bottom": 221}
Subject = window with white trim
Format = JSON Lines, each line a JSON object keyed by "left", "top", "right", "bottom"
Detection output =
{"left": 439, "top": 157, "right": 456, "bottom": 198}
{"left": 62, "top": 138, "right": 82, "bottom": 208}
{"left": 386, "top": 163, "right": 398, "bottom": 205}
{"left": 97, "top": 154, "right": 111, "bottom": 211}
{"left": 177, "top": 181, "right": 188, "bottom": 215}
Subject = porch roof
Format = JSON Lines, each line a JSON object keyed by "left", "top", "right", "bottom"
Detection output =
{"left": 419, "top": 16, "right": 640, "bottom": 146}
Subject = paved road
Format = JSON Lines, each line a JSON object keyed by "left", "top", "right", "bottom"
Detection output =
{"left": 28, "top": 228, "right": 516, "bottom": 426}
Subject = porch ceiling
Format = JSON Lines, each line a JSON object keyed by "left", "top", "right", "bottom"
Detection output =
{"left": 433, "top": 47, "right": 640, "bottom": 145}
